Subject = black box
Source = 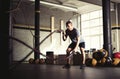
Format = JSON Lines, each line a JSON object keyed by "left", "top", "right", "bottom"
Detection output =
{"left": 57, "top": 54, "right": 67, "bottom": 65}
{"left": 46, "top": 51, "right": 54, "bottom": 64}
{"left": 73, "top": 53, "right": 83, "bottom": 65}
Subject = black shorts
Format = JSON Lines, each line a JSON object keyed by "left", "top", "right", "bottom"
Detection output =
{"left": 79, "top": 42, "right": 85, "bottom": 48}
{"left": 68, "top": 42, "right": 85, "bottom": 49}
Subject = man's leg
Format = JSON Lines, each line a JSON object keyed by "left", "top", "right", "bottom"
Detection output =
{"left": 63, "top": 48, "right": 72, "bottom": 68}
{"left": 79, "top": 42, "right": 85, "bottom": 69}
{"left": 66, "top": 48, "right": 73, "bottom": 64}
{"left": 80, "top": 47, "right": 85, "bottom": 65}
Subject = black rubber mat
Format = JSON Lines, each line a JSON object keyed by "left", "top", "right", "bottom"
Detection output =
{"left": 9, "top": 63, "right": 120, "bottom": 79}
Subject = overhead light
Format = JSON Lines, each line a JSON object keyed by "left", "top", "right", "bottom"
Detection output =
{"left": 29, "top": 0, "right": 78, "bottom": 12}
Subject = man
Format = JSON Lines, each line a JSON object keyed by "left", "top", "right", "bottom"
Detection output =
{"left": 62, "top": 20, "right": 85, "bottom": 69}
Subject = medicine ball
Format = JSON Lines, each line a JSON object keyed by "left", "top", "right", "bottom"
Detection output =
{"left": 35, "top": 59, "right": 40, "bottom": 64}
{"left": 85, "top": 58, "right": 92, "bottom": 66}
{"left": 85, "top": 58, "right": 97, "bottom": 67}
{"left": 99, "top": 49, "right": 108, "bottom": 57}
{"left": 93, "top": 49, "right": 108, "bottom": 61}
{"left": 28, "top": 58, "right": 34, "bottom": 64}
{"left": 92, "top": 58, "right": 97, "bottom": 67}
{"left": 112, "top": 58, "right": 120, "bottom": 66}
{"left": 113, "top": 52, "right": 120, "bottom": 59}
{"left": 39, "top": 58, "right": 45, "bottom": 64}
{"left": 92, "top": 50, "right": 103, "bottom": 61}
{"left": 101, "top": 57, "right": 106, "bottom": 65}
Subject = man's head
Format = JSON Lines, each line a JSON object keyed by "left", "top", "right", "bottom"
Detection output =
{"left": 66, "top": 20, "right": 73, "bottom": 30}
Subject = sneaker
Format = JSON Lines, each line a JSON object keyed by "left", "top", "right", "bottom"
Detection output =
{"left": 63, "top": 64, "right": 71, "bottom": 69}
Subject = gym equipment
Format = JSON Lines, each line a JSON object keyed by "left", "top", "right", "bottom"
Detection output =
{"left": 113, "top": 52, "right": 120, "bottom": 59}
{"left": 85, "top": 58, "right": 92, "bottom": 66}
{"left": 34, "top": 59, "right": 40, "bottom": 64}
{"left": 92, "top": 49, "right": 108, "bottom": 61}
{"left": 99, "top": 49, "right": 108, "bottom": 57}
{"left": 73, "top": 52, "right": 82, "bottom": 65}
{"left": 98, "top": 56, "right": 112, "bottom": 67}
{"left": 92, "top": 58, "right": 97, "bottom": 67}
{"left": 28, "top": 58, "right": 34, "bottom": 64}
{"left": 96, "top": 60, "right": 102, "bottom": 66}
{"left": 103, "top": 57, "right": 112, "bottom": 66}
{"left": 57, "top": 54, "right": 67, "bottom": 65}
{"left": 39, "top": 58, "right": 45, "bottom": 64}
{"left": 112, "top": 58, "right": 120, "bottom": 66}
{"left": 92, "top": 50, "right": 102, "bottom": 61}
{"left": 56, "top": 51, "right": 81, "bottom": 65}
{"left": 85, "top": 58, "right": 97, "bottom": 67}
{"left": 29, "top": 58, "right": 45, "bottom": 64}
{"left": 46, "top": 51, "right": 54, "bottom": 64}
{"left": 101, "top": 57, "right": 106, "bottom": 65}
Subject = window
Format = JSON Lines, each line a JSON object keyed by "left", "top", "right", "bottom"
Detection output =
{"left": 81, "top": 9, "right": 103, "bottom": 50}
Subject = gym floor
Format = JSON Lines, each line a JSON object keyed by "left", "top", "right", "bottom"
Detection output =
{"left": 9, "top": 63, "right": 120, "bottom": 79}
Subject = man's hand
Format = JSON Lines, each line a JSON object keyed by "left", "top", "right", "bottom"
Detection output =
{"left": 56, "top": 30, "right": 64, "bottom": 33}
{"left": 73, "top": 48, "right": 78, "bottom": 52}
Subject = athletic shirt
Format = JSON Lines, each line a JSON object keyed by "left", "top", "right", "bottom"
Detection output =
{"left": 65, "top": 28, "right": 85, "bottom": 43}
{"left": 65, "top": 28, "right": 80, "bottom": 43}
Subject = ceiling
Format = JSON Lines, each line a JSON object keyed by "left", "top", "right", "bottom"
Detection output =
{"left": 21, "top": 0, "right": 120, "bottom": 14}
{"left": 39, "top": 0, "right": 102, "bottom": 14}
{"left": 111, "top": 0, "right": 120, "bottom": 3}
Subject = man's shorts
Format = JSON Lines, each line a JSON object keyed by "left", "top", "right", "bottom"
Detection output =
{"left": 79, "top": 42, "right": 85, "bottom": 48}
{"left": 68, "top": 42, "right": 85, "bottom": 49}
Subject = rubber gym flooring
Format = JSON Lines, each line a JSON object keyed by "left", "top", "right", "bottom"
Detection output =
{"left": 9, "top": 63, "right": 120, "bottom": 79}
